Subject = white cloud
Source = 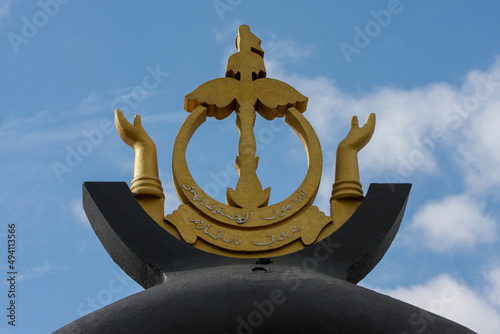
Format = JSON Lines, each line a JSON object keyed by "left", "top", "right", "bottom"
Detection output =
{"left": 263, "top": 39, "right": 316, "bottom": 66}
{"left": 213, "top": 20, "right": 244, "bottom": 43}
{"left": 261, "top": 40, "right": 445, "bottom": 209}
{"left": 0, "top": 0, "right": 12, "bottom": 21}
{"left": 161, "top": 180, "right": 181, "bottom": 216}
{"left": 70, "top": 198, "right": 89, "bottom": 226}
{"left": 264, "top": 43, "right": 500, "bottom": 188}
{"left": 410, "top": 194, "right": 497, "bottom": 252}
{"left": 457, "top": 96, "right": 500, "bottom": 195}
{"left": 486, "top": 265, "right": 500, "bottom": 307}
{"left": 375, "top": 274, "right": 500, "bottom": 334}
{"left": 263, "top": 58, "right": 451, "bottom": 195}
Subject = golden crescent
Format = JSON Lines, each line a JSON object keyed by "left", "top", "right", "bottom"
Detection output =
{"left": 171, "top": 105, "right": 323, "bottom": 227}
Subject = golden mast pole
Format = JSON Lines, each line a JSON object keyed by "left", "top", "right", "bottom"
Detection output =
{"left": 225, "top": 25, "right": 270, "bottom": 209}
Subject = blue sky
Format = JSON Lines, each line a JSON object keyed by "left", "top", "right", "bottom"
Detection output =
{"left": 2, "top": 1, "right": 500, "bottom": 333}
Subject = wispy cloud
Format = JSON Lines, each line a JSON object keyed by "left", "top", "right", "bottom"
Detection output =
{"left": 0, "top": 85, "right": 175, "bottom": 151}
{"left": 141, "top": 111, "right": 186, "bottom": 124}
{"left": 0, "top": 112, "right": 100, "bottom": 149}
{"left": 0, "top": 0, "right": 12, "bottom": 22}
{"left": 213, "top": 20, "right": 244, "bottom": 43}
{"left": 0, "top": 92, "right": 112, "bottom": 149}
{"left": 17, "top": 264, "right": 65, "bottom": 281}
{"left": 263, "top": 39, "right": 316, "bottom": 66}
{"left": 70, "top": 198, "right": 89, "bottom": 226}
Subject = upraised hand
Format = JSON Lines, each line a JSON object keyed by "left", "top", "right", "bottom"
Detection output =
{"left": 331, "top": 113, "right": 376, "bottom": 205}
{"left": 115, "top": 109, "right": 154, "bottom": 149}
{"left": 114, "top": 109, "right": 164, "bottom": 215}
{"left": 338, "top": 113, "right": 376, "bottom": 152}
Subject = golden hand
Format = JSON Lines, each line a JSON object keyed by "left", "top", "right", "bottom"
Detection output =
{"left": 338, "top": 113, "right": 376, "bottom": 152}
{"left": 331, "top": 113, "right": 376, "bottom": 204}
{"left": 114, "top": 109, "right": 164, "bottom": 202}
{"left": 115, "top": 109, "right": 154, "bottom": 150}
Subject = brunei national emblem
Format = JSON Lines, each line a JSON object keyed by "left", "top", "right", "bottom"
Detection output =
{"left": 115, "top": 25, "right": 375, "bottom": 257}
{"left": 55, "top": 25, "right": 476, "bottom": 333}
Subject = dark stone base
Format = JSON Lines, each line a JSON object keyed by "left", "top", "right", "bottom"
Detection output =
{"left": 79, "top": 182, "right": 414, "bottom": 288}
{"left": 53, "top": 182, "right": 476, "bottom": 333}
{"left": 54, "top": 265, "right": 475, "bottom": 333}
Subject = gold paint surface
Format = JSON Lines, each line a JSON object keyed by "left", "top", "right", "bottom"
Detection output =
{"left": 114, "top": 25, "right": 375, "bottom": 257}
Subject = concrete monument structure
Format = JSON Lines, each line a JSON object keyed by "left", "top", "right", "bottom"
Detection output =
{"left": 55, "top": 25, "right": 475, "bottom": 333}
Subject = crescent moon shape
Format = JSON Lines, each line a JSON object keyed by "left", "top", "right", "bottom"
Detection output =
{"left": 82, "top": 181, "right": 410, "bottom": 288}
{"left": 170, "top": 105, "right": 323, "bottom": 230}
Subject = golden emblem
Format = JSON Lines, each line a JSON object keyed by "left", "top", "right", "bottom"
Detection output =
{"left": 115, "top": 25, "right": 375, "bottom": 257}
